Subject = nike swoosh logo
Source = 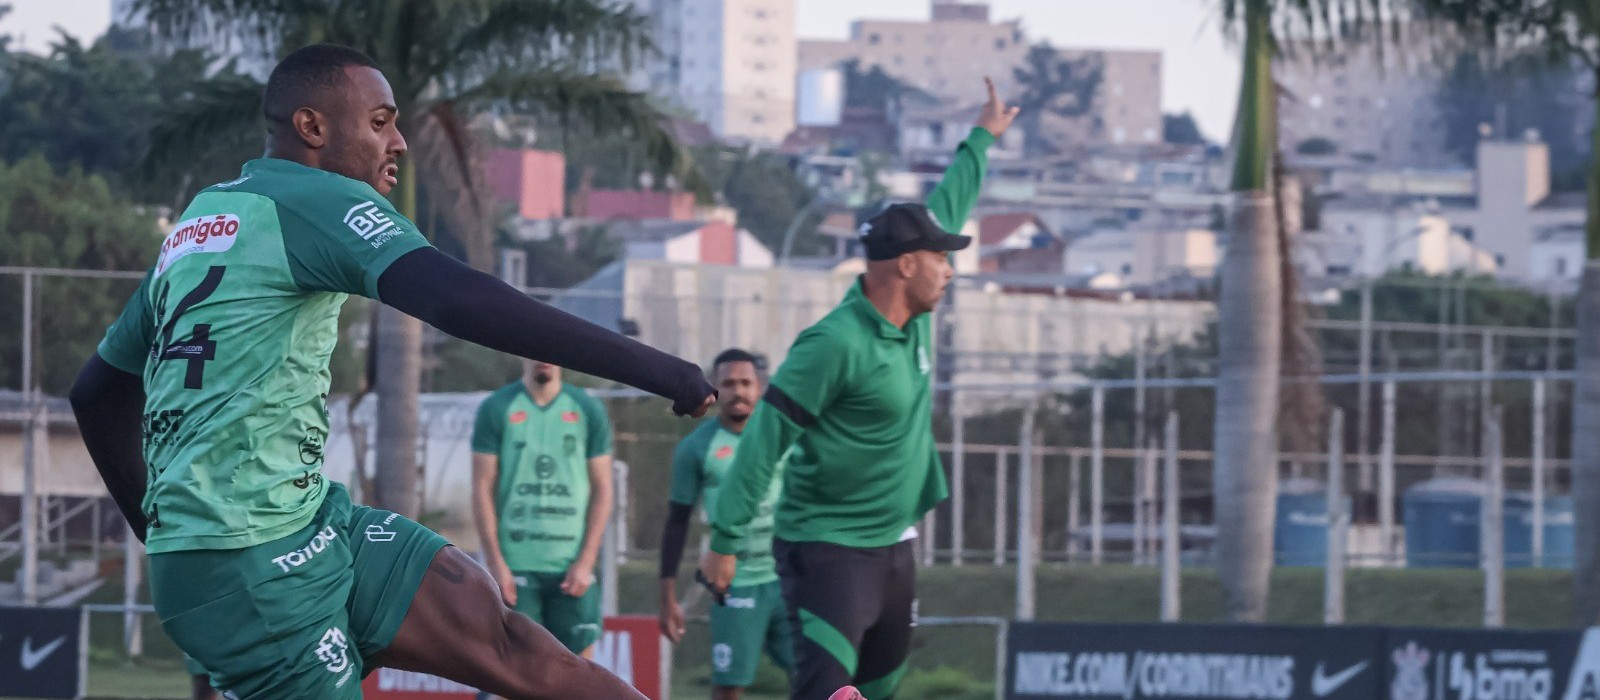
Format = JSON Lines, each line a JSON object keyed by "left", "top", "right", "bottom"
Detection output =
{"left": 21, "top": 635, "right": 67, "bottom": 671}
{"left": 1312, "top": 660, "right": 1369, "bottom": 697}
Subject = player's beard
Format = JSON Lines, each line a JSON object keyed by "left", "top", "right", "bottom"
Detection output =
{"left": 533, "top": 371, "right": 553, "bottom": 385}
{"left": 723, "top": 400, "right": 752, "bottom": 423}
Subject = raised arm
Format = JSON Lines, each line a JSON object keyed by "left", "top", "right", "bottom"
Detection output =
{"left": 925, "top": 77, "right": 1018, "bottom": 231}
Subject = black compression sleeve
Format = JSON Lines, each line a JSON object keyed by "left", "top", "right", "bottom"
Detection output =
{"left": 660, "top": 501, "right": 695, "bottom": 579}
{"left": 376, "top": 248, "right": 714, "bottom": 415}
{"left": 69, "top": 355, "right": 150, "bottom": 542}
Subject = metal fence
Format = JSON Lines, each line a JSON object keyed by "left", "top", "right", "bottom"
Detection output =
{"left": 0, "top": 265, "right": 1580, "bottom": 604}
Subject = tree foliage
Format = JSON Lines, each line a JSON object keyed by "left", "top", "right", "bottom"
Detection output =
{"left": 1012, "top": 42, "right": 1102, "bottom": 155}
{"left": 0, "top": 156, "right": 159, "bottom": 394}
{"left": 1163, "top": 112, "right": 1207, "bottom": 146}
{"left": 0, "top": 27, "right": 259, "bottom": 206}
{"left": 692, "top": 146, "right": 827, "bottom": 258}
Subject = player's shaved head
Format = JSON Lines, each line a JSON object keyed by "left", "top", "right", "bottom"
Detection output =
{"left": 263, "top": 44, "right": 381, "bottom": 128}
{"left": 261, "top": 43, "right": 406, "bottom": 196}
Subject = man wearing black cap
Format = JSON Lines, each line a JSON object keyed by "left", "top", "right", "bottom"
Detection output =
{"left": 698, "top": 79, "right": 1019, "bottom": 700}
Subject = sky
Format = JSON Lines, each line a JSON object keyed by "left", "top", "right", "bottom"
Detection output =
{"left": 0, "top": 0, "right": 1242, "bottom": 140}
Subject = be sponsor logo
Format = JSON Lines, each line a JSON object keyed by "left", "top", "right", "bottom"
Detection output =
{"left": 345, "top": 201, "right": 403, "bottom": 247}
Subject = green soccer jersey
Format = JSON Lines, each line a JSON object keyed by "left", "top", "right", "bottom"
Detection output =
{"left": 710, "top": 127, "right": 994, "bottom": 553}
{"left": 471, "top": 381, "right": 613, "bottom": 573}
{"left": 96, "top": 158, "right": 430, "bottom": 554}
{"left": 669, "top": 419, "right": 782, "bottom": 587}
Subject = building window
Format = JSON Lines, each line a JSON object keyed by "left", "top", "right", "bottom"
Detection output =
{"left": 753, "top": 114, "right": 766, "bottom": 124}
{"left": 869, "top": 33, "right": 881, "bottom": 45}
{"left": 1496, "top": 254, "right": 1506, "bottom": 267}
{"left": 1557, "top": 257, "right": 1569, "bottom": 277}
{"left": 893, "top": 55, "right": 903, "bottom": 66}
{"left": 995, "top": 38, "right": 1007, "bottom": 50}
{"left": 1121, "top": 263, "right": 1133, "bottom": 276}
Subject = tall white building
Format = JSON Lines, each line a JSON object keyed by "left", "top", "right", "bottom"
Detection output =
{"left": 632, "top": 0, "right": 798, "bottom": 145}
{"left": 1276, "top": 39, "right": 1450, "bottom": 168}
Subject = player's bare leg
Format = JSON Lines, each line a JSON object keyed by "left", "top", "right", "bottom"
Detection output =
{"left": 372, "top": 546, "right": 645, "bottom": 700}
{"left": 714, "top": 685, "right": 745, "bottom": 700}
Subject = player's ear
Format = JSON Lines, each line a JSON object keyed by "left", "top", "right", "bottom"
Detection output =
{"left": 896, "top": 253, "right": 917, "bottom": 279}
{"left": 293, "top": 107, "right": 327, "bottom": 149}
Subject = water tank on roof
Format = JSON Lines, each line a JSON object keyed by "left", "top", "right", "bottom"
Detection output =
{"left": 1274, "top": 478, "right": 1349, "bottom": 567}
{"left": 797, "top": 69, "right": 844, "bottom": 128}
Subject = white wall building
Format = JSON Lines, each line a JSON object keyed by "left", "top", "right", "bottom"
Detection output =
{"left": 1448, "top": 139, "right": 1587, "bottom": 282}
{"left": 1314, "top": 206, "right": 1497, "bottom": 278}
{"left": 1064, "top": 228, "right": 1218, "bottom": 287}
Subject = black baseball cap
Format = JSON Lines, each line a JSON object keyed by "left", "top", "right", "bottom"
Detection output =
{"left": 857, "top": 203, "right": 972, "bottom": 261}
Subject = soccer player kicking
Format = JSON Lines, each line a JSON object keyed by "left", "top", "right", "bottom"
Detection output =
{"left": 698, "top": 79, "right": 1019, "bottom": 700}
{"left": 659, "top": 350, "right": 794, "bottom": 700}
{"left": 69, "top": 44, "right": 714, "bottom": 699}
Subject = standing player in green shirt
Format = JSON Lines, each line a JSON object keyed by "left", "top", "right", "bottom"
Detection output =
{"left": 659, "top": 349, "right": 793, "bottom": 700}
{"left": 698, "top": 80, "right": 1018, "bottom": 700}
{"left": 68, "top": 44, "right": 713, "bottom": 700}
{"left": 472, "top": 361, "right": 613, "bottom": 658}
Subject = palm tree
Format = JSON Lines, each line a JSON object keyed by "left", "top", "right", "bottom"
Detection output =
{"left": 134, "top": 0, "right": 696, "bottom": 517}
{"left": 1211, "top": 0, "right": 1402, "bottom": 621}
{"left": 1407, "top": 0, "right": 1600, "bottom": 625}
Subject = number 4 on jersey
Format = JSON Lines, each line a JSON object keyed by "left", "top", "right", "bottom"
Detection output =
{"left": 154, "top": 265, "right": 226, "bottom": 390}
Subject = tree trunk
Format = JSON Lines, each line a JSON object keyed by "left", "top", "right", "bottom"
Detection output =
{"left": 372, "top": 163, "right": 423, "bottom": 517}
{"left": 1214, "top": 1, "right": 1281, "bottom": 623}
{"left": 1569, "top": 74, "right": 1600, "bottom": 625}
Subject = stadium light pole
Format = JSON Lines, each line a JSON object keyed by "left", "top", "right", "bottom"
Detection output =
{"left": 1161, "top": 411, "right": 1180, "bottom": 622}
{"left": 1380, "top": 380, "right": 1398, "bottom": 565}
{"left": 1484, "top": 406, "right": 1505, "bottom": 628}
{"left": 1533, "top": 379, "right": 1547, "bottom": 567}
{"left": 1016, "top": 401, "right": 1038, "bottom": 621}
{"left": 1324, "top": 409, "right": 1346, "bottom": 625}
{"left": 1091, "top": 385, "right": 1105, "bottom": 565}
{"left": 953, "top": 401, "right": 967, "bottom": 566}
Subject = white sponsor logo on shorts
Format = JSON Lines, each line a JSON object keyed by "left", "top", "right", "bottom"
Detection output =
{"left": 270, "top": 526, "right": 338, "bottom": 572}
{"left": 725, "top": 596, "right": 756, "bottom": 609}
{"left": 315, "top": 627, "right": 353, "bottom": 687}
{"left": 713, "top": 643, "right": 733, "bottom": 671}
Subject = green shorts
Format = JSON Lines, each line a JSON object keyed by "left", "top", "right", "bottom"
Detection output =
{"left": 512, "top": 569, "right": 602, "bottom": 653}
{"left": 710, "top": 580, "right": 794, "bottom": 687}
{"left": 149, "top": 482, "right": 448, "bottom": 699}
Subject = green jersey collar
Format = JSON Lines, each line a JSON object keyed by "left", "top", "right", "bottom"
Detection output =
{"left": 846, "top": 277, "right": 909, "bottom": 340}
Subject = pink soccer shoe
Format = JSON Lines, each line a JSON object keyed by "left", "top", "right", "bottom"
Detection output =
{"left": 828, "top": 687, "right": 866, "bottom": 700}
